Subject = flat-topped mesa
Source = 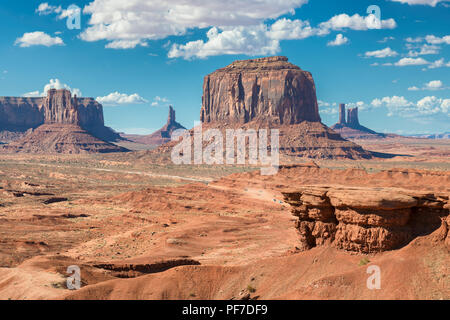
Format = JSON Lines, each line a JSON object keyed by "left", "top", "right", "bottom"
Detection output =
{"left": 201, "top": 56, "right": 321, "bottom": 125}
{"left": 1, "top": 89, "right": 127, "bottom": 153}
{"left": 0, "top": 89, "right": 122, "bottom": 142}
{"left": 0, "top": 89, "right": 105, "bottom": 129}
{"left": 217, "top": 56, "right": 300, "bottom": 72}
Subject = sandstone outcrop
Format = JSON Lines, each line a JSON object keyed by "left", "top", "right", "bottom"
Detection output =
{"left": 201, "top": 56, "right": 321, "bottom": 125}
{"left": 0, "top": 89, "right": 121, "bottom": 142}
{"left": 122, "top": 106, "right": 186, "bottom": 146}
{"left": 283, "top": 186, "right": 449, "bottom": 253}
{"left": 331, "top": 104, "right": 385, "bottom": 140}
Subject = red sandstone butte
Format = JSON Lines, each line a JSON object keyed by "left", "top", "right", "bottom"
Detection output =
{"left": 0, "top": 89, "right": 121, "bottom": 142}
{"left": 0, "top": 89, "right": 127, "bottom": 154}
{"left": 201, "top": 56, "right": 321, "bottom": 125}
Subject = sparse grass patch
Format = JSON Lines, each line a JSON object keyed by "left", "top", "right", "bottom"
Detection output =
{"left": 359, "top": 257, "right": 370, "bottom": 266}
{"left": 50, "top": 281, "right": 66, "bottom": 289}
{"left": 247, "top": 285, "right": 256, "bottom": 293}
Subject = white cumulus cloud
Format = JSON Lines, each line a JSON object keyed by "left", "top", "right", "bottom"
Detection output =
{"left": 79, "top": 0, "right": 308, "bottom": 46}
{"left": 425, "top": 35, "right": 450, "bottom": 44}
{"left": 15, "top": 31, "right": 64, "bottom": 47}
{"left": 23, "top": 79, "right": 82, "bottom": 97}
{"left": 425, "top": 80, "right": 444, "bottom": 90}
{"left": 371, "top": 95, "right": 449, "bottom": 117}
{"left": 394, "top": 57, "right": 430, "bottom": 66}
{"left": 70, "top": 0, "right": 398, "bottom": 57}
{"left": 327, "top": 34, "right": 349, "bottom": 46}
{"left": 427, "top": 58, "right": 450, "bottom": 69}
{"left": 406, "top": 34, "right": 450, "bottom": 45}
{"left": 169, "top": 25, "right": 280, "bottom": 59}
{"left": 105, "top": 40, "right": 149, "bottom": 49}
{"left": 268, "top": 18, "right": 319, "bottom": 40}
{"left": 318, "top": 13, "right": 396, "bottom": 32}
{"left": 151, "top": 96, "right": 170, "bottom": 107}
{"left": 22, "top": 91, "right": 42, "bottom": 98}
{"left": 365, "top": 47, "right": 398, "bottom": 58}
{"left": 378, "top": 36, "right": 395, "bottom": 43}
{"left": 169, "top": 12, "right": 398, "bottom": 59}
{"left": 96, "top": 92, "right": 148, "bottom": 106}
{"left": 407, "top": 44, "right": 440, "bottom": 57}
{"left": 409, "top": 80, "right": 446, "bottom": 90}
{"left": 36, "top": 3, "right": 80, "bottom": 21}
{"left": 390, "top": 0, "right": 449, "bottom": 6}
{"left": 36, "top": 3, "right": 62, "bottom": 15}
{"left": 416, "top": 96, "right": 450, "bottom": 115}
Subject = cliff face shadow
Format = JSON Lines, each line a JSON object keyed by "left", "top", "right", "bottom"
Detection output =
{"left": 370, "top": 151, "right": 414, "bottom": 159}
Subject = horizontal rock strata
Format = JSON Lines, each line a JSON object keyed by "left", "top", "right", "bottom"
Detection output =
{"left": 283, "top": 186, "right": 449, "bottom": 253}
{"left": 0, "top": 89, "right": 120, "bottom": 142}
{"left": 201, "top": 56, "right": 321, "bottom": 125}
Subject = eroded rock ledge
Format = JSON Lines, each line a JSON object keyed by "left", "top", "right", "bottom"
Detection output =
{"left": 282, "top": 186, "right": 450, "bottom": 253}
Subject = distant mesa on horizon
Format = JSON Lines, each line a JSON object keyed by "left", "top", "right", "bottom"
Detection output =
{"left": 408, "top": 132, "right": 450, "bottom": 140}
{"left": 0, "top": 88, "right": 127, "bottom": 154}
{"left": 0, "top": 88, "right": 122, "bottom": 142}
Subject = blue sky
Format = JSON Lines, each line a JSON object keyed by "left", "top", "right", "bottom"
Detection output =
{"left": 0, "top": 0, "right": 449, "bottom": 135}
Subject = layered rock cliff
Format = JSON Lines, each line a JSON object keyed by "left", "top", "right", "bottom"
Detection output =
{"left": 201, "top": 56, "right": 321, "bottom": 125}
{"left": 0, "top": 97, "right": 44, "bottom": 131}
{"left": 0, "top": 89, "right": 126, "bottom": 153}
{"left": 0, "top": 89, "right": 120, "bottom": 142}
{"left": 283, "top": 186, "right": 449, "bottom": 253}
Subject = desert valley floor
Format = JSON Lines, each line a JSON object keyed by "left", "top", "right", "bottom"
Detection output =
{"left": 0, "top": 136, "right": 448, "bottom": 300}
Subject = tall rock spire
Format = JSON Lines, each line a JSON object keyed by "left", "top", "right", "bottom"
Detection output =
{"left": 339, "top": 103, "right": 346, "bottom": 125}
{"left": 167, "top": 105, "right": 176, "bottom": 125}
{"left": 347, "top": 107, "right": 360, "bottom": 127}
